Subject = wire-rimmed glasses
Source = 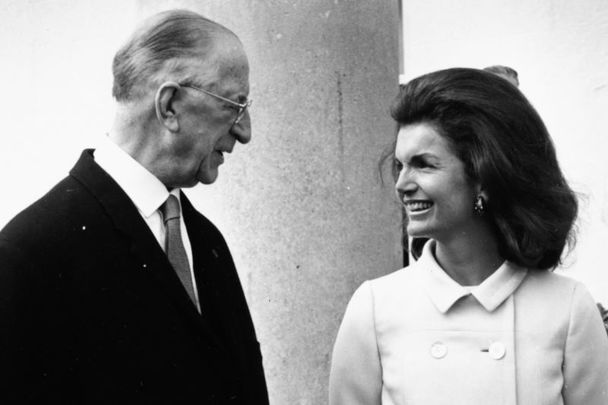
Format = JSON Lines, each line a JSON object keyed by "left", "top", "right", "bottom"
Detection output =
{"left": 179, "top": 83, "right": 252, "bottom": 125}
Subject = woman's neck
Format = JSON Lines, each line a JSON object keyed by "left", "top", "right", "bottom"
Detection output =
{"left": 433, "top": 224, "right": 503, "bottom": 286}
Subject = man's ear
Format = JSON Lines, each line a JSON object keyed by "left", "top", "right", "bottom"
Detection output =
{"left": 155, "top": 82, "right": 181, "bottom": 132}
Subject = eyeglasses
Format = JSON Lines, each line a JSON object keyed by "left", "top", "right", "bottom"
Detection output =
{"left": 179, "top": 83, "right": 252, "bottom": 125}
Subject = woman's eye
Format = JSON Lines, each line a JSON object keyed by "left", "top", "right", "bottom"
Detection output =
{"left": 393, "top": 159, "right": 403, "bottom": 171}
{"left": 411, "top": 158, "right": 434, "bottom": 169}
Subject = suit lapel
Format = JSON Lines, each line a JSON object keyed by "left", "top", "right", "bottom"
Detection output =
{"left": 69, "top": 150, "right": 227, "bottom": 350}
{"left": 181, "top": 194, "right": 240, "bottom": 352}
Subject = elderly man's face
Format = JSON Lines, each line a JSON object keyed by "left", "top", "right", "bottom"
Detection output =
{"left": 169, "top": 38, "right": 251, "bottom": 187}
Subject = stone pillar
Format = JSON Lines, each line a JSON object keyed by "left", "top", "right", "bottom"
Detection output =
{"left": 163, "top": 1, "right": 403, "bottom": 403}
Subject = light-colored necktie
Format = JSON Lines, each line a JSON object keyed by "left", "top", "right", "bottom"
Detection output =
{"left": 161, "top": 195, "right": 197, "bottom": 306}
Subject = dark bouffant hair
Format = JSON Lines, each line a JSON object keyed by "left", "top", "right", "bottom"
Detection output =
{"left": 391, "top": 68, "right": 577, "bottom": 270}
{"left": 483, "top": 65, "right": 519, "bottom": 86}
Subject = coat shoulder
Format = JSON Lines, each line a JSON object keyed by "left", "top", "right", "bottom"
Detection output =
{"left": 367, "top": 261, "right": 425, "bottom": 295}
{"left": 0, "top": 175, "right": 91, "bottom": 246}
{"left": 520, "top": 269, "right": 584, "bottom": 298}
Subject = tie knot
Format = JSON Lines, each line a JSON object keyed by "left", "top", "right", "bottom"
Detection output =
{"left": 161, "top": 194, "right": 181, "bottom": 223}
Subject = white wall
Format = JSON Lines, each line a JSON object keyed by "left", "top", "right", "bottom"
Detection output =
{"left": 0, "top": 0, "right": 138, "bottom": 224}
{"left": 401, "top": 0, "right": 608, "bottom": 303}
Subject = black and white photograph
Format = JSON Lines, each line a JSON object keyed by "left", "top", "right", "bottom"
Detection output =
{"left": 0, "top": 1, "right": 607, "bottom": 404}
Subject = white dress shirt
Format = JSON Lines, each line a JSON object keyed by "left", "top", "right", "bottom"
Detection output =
{"left": 94, "top": 135, "right": 201, "bottom": 312}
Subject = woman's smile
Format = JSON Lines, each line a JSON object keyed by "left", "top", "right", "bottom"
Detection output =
{"left": 404, "top": 200, "right": 434, "bottom": 214}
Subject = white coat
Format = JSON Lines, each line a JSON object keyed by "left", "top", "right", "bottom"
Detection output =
{"left": 329, "top": 240, "right": 608, "bottom": 405}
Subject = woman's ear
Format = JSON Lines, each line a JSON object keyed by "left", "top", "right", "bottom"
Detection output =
{"left": 473, "top": 186, "right": 490, "bottom": 215}
{"left": 155, "top": 82, "right": 181, "bottom": 132}
{"left": 478, "top": 189, "right": 489, "bottom": 203}
{"left": 474, "top": 182, "right": 489, "bottom": 202}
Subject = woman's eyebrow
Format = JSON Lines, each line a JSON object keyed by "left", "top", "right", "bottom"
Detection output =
{"left": 408, "top": 152, "right": 440, "bottom": 163}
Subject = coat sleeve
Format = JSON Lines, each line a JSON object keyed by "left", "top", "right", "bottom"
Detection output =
{"left": 562, "top": 282, "right": 608, "bottom": 404}
{"left": 329, "top": 281, "right": 382, "bottom": 405}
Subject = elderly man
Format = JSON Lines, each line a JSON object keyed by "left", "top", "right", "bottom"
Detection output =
{"left": 0, "top": 10, "right": 268, "bottom": 404}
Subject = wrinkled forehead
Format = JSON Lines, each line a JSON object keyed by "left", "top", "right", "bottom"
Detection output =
{"left": 194, "top": 36, "right": 249, "bottom": 91}
{"left": 218, "top": 43, "right": 249, "bottom": 86}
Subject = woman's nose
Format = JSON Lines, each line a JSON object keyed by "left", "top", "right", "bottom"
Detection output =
{"left": 395, "top": 168, "right": 417, "bottom": 193}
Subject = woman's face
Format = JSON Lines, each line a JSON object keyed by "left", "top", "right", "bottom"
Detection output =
{"left": 394, "top": 122, "right": 479, "bottom": 242}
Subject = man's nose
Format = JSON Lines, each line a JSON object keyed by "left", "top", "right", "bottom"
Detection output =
{"left": 230, "top": 110, "right": 251, "bottom": 144}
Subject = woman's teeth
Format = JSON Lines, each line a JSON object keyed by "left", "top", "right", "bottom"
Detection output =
{"left": 407, "top": 201, "right": 432, "bottom": 212}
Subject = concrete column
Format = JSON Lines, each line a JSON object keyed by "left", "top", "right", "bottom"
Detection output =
{"left": 171, "top": 1, "right": 403, "bottom": 403}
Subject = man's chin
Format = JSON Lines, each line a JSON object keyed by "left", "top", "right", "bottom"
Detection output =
{"left": 197, "top": 169, "right": 219, "bottom": 185}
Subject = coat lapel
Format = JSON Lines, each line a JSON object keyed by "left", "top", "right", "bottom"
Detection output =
{"left": 69, "top": 150, "right": 227, "bottom": 350}
{"left": 180, "top": 194, "right": 241, "bottom": 353}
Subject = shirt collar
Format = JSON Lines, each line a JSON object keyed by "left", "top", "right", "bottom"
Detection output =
{"left": 94, "top": 135, "right": 177, "bottom": 217}
{"left": 417, "top": 240, "right": 527, "bottom": 313}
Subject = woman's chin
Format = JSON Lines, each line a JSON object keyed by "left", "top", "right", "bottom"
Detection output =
{"left": 406, "top": 224, "right": 431, "bottom": 239}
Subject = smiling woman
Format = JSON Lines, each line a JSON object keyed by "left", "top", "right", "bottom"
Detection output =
{"left": 329, "top": 68, "right": 608, "bottom": 405}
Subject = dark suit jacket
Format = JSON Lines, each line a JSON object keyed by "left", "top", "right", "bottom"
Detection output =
{"left": 0, "top": 150, "right": 269, "bottom": 404}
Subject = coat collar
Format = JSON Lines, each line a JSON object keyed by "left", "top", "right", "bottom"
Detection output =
{"left": 417, "top": 240, "right": 527, "bottom": 313}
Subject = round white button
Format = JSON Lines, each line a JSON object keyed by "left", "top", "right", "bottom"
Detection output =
{"left": 430, "top": 342, "right": 447, "bottom": 359}
{"left": 489, "top": 342, "right": 506, "bottom": 360}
